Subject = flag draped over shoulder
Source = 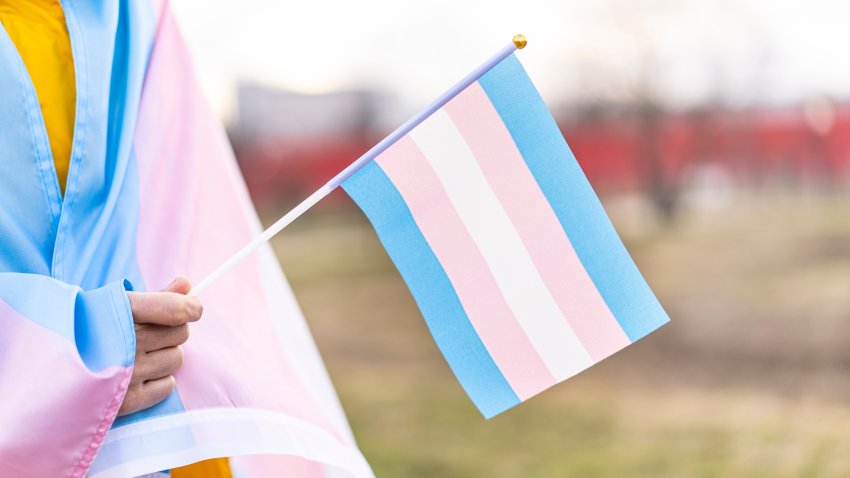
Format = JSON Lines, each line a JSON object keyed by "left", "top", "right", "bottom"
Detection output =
{"left": 342, "top": 54, "right": 669, "bottom": 418}
{"left": 0, "top": 1, "right": 371, "bottom": 477}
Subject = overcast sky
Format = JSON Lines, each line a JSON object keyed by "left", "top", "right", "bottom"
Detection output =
{"left": 170, "top": 0, "right": 850, "bottom": 123}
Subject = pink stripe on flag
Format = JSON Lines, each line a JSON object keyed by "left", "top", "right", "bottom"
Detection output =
{"left": 0, "top": 299, "right": 130, "bottom": 478}
{"left": 445, "top": 83, "right": 631, "bottom": 361}
{"left": 377, "top": 137, "right": 555, "bottom": 399}
{"left": 133, "top": 9, "right": 340, "bottom": 437}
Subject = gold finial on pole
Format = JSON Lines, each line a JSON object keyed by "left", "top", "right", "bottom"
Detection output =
{"left": 512, "top": 34, "right": 527, "bottom": 49}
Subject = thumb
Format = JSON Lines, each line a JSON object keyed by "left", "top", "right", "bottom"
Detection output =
{"left": 161, "top": 276, "right": 192, "bottom": 295}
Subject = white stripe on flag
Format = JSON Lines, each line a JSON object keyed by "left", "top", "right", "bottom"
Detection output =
{"left": 410, "top": 109, "right": 594, "bottom": 380}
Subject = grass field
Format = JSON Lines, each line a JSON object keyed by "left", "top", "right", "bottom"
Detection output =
{"left": 268, "top": 191, "right": 850, "bottom": 477}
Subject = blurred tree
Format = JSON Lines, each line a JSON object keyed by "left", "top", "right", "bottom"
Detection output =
{"left": 564, "top": 0, "right": 772, "bottom": 222}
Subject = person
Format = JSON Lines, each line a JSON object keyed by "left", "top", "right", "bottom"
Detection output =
{"left": 1, "top": 1, "right": 236, "bottom": 476}
{"left": 1, "top": 0, "right": 370, "bottom": 475}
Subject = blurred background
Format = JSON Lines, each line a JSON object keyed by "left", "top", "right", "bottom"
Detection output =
{"left": 173, "top": 0, "right": 850, "bottom": 475}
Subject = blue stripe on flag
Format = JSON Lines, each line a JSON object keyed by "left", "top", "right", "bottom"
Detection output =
{"left": 343, "top": 161, "right": 520, "bottom": 418}
{"left": 478, "top": 54, "right": 669, "bottom": 342}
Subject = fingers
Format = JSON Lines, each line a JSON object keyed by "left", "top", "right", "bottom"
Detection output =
{"left": 141, "top": 375, "right": 177, "bottom": 407}
{"left": 132, "top": 346, "right": 184, "bottom": 384}
{"left": 162, "top": 276, "right": 192, "bottom": 295}
{"left": 128, "top": 291, "right": 203, "bottom": 326}
{"left": 119, "top": 275, "right": 198, "bottom": 417}
{"left": 135, "top": 323, "right": 190, "bottom": 353}
{"left": 120, "top": 345, "right": 183, "bottom": 416}
{"left": 119, "top": 375, "right": 176, "bottom": 416}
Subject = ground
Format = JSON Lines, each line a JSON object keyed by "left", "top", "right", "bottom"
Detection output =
{"left": 268, "top": 191, "right": 850, "bottom": 477}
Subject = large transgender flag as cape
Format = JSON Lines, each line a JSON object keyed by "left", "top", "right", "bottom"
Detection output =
{"left": 0, "top": 1, "right": 371, "bottom": 477}
{"left": 342, "top": 54, "right": 669, "bottom": 418}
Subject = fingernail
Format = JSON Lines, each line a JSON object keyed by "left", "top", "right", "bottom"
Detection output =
{"left": 191, "top": 298, "right": 203, "bottom": 320}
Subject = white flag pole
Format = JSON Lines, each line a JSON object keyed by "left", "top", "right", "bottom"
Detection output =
{"left": 191, "top": 35, "right": 527, "bottom": 295}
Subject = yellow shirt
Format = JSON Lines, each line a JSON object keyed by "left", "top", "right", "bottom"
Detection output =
{"left": 171, "top": 458, "right": 234, "bottom": 478}
{"left": 0, "top": 0, "right": 75, "bottom": 195}
{"left": 0, "top": 2, "right": 232, "bottom": 475}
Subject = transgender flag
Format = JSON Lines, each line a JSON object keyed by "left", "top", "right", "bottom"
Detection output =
{"left": 342, "top": 54, "right": 669, "bottom": 418}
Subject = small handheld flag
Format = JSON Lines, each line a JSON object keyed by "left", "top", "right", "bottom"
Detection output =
{"left": 195, "top": 35, "right": 669, "bottom": 418}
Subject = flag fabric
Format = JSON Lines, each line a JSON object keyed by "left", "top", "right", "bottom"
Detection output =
{"left": 342, "top": 54, "right": 669, "bottom": 418}
{"left": 0, "top": 1, "right": 371, "bottom": 477}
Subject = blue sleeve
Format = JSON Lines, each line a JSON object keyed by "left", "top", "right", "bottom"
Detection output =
{"left": 0, "top": 274, "right": 136, "bottom": 477}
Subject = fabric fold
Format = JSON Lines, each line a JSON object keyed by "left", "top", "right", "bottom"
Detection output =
{"left": 0, "top": 276, "right": 136, "bottom": 478}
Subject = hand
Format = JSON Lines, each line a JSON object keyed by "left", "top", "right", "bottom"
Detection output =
{"left": 118, "top": 276, "right": 203, "bottom": 416}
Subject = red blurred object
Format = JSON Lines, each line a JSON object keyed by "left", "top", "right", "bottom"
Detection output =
{"left": 561, "top": 104, "right": 850, "bottom": 194}
{"left": 231, "top": 84, "right": 850, "bottom": 209}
